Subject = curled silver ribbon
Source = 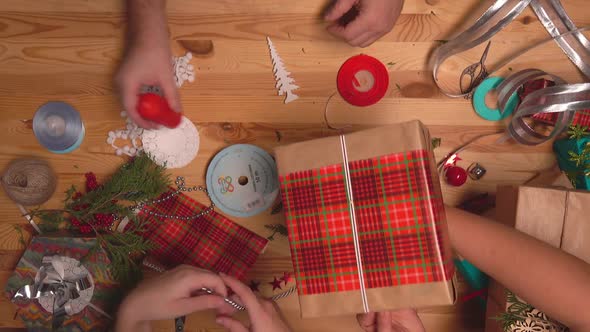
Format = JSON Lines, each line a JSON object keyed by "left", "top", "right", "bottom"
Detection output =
{"left": 498, "top": 69, "right": 590, "bottom": 145}
{"left": 12, "top": 256, "right": 92, "bottom": 330}
{"left": 431, "top": 0, "right": 590, "bottom": 98}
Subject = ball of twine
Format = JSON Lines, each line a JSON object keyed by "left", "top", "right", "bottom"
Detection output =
{"left": 1, "top": 159, "right": 57, "bottom": 206}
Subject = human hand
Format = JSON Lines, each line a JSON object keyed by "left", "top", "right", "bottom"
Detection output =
{"left": 115, "top": 16, "right": 180, "bottom": 129}
{"left": 357, "top": 310, "right": 426, "bottom": 332}
{"left": 215, "top": 273, "right": 292, "bottom": 332}
{"left": 115, "top": 265, "right": 232, "bottom": 331}
{"left": 324, "top": 0, "right": 404, "bottom": 48}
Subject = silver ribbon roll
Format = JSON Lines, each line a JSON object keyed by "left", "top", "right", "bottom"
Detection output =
{"left": 431, "top": 0, "right": 590, "bottom": 98}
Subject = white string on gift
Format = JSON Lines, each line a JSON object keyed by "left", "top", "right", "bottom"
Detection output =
{"left": 339, "top": 134, "right": 369, "bottom": 313}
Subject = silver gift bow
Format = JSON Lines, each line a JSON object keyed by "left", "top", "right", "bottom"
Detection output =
{"left": 12, "top": 256, "right": 92, "bottom": 330}
{"left": 431, "top": 0, "right": 590, "bottom": 98}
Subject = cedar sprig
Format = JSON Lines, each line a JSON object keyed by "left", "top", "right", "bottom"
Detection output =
{"left": 265, "top": 224, "right": 288, "bottom": 241}
{"left": 29, "top": 154, "right": 169, "bottom": 285}
{"left": 492, "top": 290, "right": 566, "bottom": 332}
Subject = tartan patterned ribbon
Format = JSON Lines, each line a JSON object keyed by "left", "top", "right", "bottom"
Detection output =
{"left": 280, "top": 148, "right": 452, "bottom": 303}
{"left": 137, "top": 189, "right": 268, "bottom": 280}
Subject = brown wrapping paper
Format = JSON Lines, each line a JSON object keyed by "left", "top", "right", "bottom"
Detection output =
{"left": 486, "top": 186, "right": 590, "bottom": 332}
{"left": 275, "top": 120, "right": 456, "bottom": 318}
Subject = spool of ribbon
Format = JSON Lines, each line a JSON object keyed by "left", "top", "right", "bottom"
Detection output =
{"left": 12, "top": 256, "right": 96, "bottom": 330}
{"left": 431, "top": 0, "right": 590, "bottom": 98}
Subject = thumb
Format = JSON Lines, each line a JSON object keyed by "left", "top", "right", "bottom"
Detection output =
{"left": 161, "top": 76, "right": 183, "bottom": 114}
{"left": 377, "top": 312, "right": 393, "bottom": 332}
{"left": 216, "top": 316, "right": 249, "bottom": 332}
{"left": 324, "top": 0, "right": 358, "bottom": 22}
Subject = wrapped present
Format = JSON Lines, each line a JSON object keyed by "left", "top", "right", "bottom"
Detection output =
{"left": 486, "top": 186, "right": 590, "bottom": 332}
{"left": 136, "top": 189, "right": 268, "bottom": 280}
{"left": 275, "top": 120, "right": 455, "bottom": 317}
{"left": 5, "top": 237, "right": 118, "bottom": 332}
{"left": 553, "top": 136, "right": 590, "bottom": 190}
{"left": 520, "top": 78, "right": 590, "bottom": 127}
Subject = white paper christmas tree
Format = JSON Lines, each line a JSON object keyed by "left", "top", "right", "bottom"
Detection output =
{"left": 267, "top": 37, "right": 299, "bottom": 104}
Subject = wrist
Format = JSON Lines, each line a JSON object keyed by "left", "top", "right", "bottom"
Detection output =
{"left": 126, "top": 0, "right": 169, "bottom": 49}
{"left": 116, "top": 296, "right": 149, "bottom": 330}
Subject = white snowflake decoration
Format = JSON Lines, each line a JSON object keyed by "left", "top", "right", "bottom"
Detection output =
{"left": 107, "top": 111, "right": 143, "bottom": 157}
{"left": 172, "top": 52, "right": 195, "bottom": 88}
{"left": 266, "top": 37, "right": 299, "bottom": 104}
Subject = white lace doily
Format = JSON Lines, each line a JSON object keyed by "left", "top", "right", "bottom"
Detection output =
{"left": 142, "top": 116, "right": 200, "bottom": 169}
{"left": 38, "top": 256, "right": 94, "bottom": 314}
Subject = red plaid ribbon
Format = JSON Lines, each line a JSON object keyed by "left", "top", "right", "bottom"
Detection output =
{"left": 137, "top": 189, "right": 268, "bottom": 280}
{"left": 520, "top": 78, "right": 590, "bottom": 127}
{"left": 280, "top": 150, "right": 452, "bottom": 295}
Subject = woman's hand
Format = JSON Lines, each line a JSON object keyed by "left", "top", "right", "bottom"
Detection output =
{"left": 215, "top": 273, "right": 292, "bottom": 332}
{"left": 325, "top": 0, "right": 404, "bottom": 48}
{"left": 115, "top": 265, "right": 231, "bottom": 332}
{"left": 357, "top": 310, "right": 426, "bottom": 332}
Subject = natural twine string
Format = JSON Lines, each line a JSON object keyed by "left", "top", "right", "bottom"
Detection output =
{"left": 1, "top": 159, "right": 57, "bottom": 206}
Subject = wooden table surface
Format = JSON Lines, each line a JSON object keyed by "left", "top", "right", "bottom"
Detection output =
{"left": 1, "top": 0, "right": 589, "bottom": 330}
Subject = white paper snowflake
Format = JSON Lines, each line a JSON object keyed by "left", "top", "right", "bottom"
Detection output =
{"left": 173, "top": 52, "right": 195, "bottom": 87}
{"left": 266, "top": 37, "right": 299, "bottom": 104}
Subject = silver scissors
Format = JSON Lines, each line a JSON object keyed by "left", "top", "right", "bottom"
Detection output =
{"left": 460, "top": 41, "right": 492, "bottom": 97}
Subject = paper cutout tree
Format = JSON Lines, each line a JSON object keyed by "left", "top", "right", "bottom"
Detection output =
{"left": 267, "top": 37, "right": 299, "bottom": 104}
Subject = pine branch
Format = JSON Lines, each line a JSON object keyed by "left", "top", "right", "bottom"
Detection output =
{"left": 29, "top": 154, "right": 169, "bottom": 285}
{"left": 265, "top": 224, "right": 288, "bottom": 240}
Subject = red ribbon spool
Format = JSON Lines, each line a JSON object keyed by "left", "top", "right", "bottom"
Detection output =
{"left": 337, "top": 54, "right": 389, "bottom": 107}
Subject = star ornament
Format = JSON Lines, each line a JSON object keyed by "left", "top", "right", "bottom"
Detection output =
{"left": 280, "top": 272, "right": 292, "bottom": 285}
{"left": 269, "top": 277, "right": 283, "bottom": 291}
{"left": 249, "top": 280, "right": 261, "bottom": 292}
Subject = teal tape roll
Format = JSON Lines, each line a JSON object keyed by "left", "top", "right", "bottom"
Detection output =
{"left": 473, "top": 77, "right": 518, "bottom": 121}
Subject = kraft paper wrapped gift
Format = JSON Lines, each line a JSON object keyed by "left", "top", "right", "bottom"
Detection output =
{"left": 485, "top": 186, "right": 590, "bottom": 332}
{"left": 275, "top": 120, "right": 456, "bottom": 318}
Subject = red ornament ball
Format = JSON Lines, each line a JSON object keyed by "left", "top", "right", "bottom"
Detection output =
{"left": 445, "top": 166, "right": 467, "bottom": 187}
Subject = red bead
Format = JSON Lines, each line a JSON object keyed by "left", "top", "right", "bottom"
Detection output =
{"left": 445, "top": 166, "right": 468, "bottom": 187}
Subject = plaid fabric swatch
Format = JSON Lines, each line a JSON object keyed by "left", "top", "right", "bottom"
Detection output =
{"left": 280, "top": 150, "right": 452, "bottom": 295}
{"left": 533, "top": 111, "right": 590, "bottom": 128}
{"left": 519, "top": 78, "right": 590, "bottom": 127}
{"left": 138, "top": 189, "right": 268, "bottom": 280}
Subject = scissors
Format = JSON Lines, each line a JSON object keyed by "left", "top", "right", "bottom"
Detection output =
{"left": 460, "top": 41, "right": 492, "bottom": 97}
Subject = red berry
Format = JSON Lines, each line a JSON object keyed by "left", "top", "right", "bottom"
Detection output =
{"left": 85, "top": 172, "right": 99, "bottom": 192}
{"left": 445, "top": 166, "right": 468, "bottom": 187}
{"left": 71, "top": 218, "right": 81, "bottom": 227}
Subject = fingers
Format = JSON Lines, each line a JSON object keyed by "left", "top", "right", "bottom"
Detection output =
{"left": 216, "top": 316, "right": 249, "bottom": 332}
{"left": 174, "top": 295, "right": 227, "bottom": 316}
{"left": 177, "top": 266, "right": 228, "bottom": 298}
{"left": 326, "top": 17, "right": 369, "bottom": 44}
{"left": 219, "top": 273, "right": 264, "bottom": 317}
{"left": 160, "top": 75, "right": 183, "bottom": 114}
{"left": 325, "top": 0, "right": 358, "bottom": 22}
{"left": 118, "top": 78, "right": 158, "bottom": 129}
{"left": 377, "top": 312, "right": 393, "bottom": 332}
{"left": 348, "top": 31, "right": 373, "bottom": 48}
{"left": 357, "top": 313, "right": 376, "bottom": 331}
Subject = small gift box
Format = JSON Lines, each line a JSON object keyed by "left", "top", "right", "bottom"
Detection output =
{"left": 553, "top": 136, "right": 590, "bottom": 190}
{"left": 5, "top": 237, "right": 118, "bottom": 332}
{"left": 485, "top": 186, "right": 590, "bottom": 332}
{"left": 275, "top": 120, "right": 456, "bottom": 317}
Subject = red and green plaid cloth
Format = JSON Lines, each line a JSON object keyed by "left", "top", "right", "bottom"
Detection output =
{"left": 137, "top": 189, "right": 268, "bottom": 280}
{"left": 280, "top": 150, "right": 453, "bottom": 295}
{"left": 520, "top": 78, "right": 590, "bottom": 127}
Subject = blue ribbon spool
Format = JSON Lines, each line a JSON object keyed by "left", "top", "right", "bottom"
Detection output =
{"left": 33, "top": 102, "right": 85, "bottom": 154}
{"left": 473, "top": 77, "right": 518, "bottom": 121}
